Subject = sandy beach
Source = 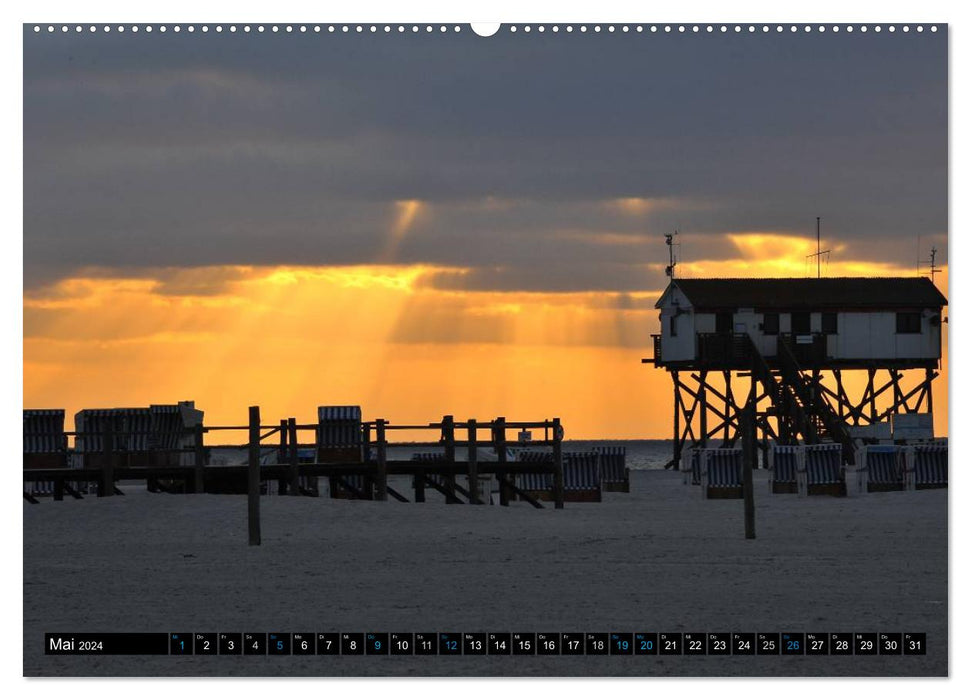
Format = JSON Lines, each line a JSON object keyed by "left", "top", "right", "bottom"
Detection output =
{"left": 23, "top": 469, "right": 947, "bottom": 677}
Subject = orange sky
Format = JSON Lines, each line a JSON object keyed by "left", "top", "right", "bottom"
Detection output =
{"left": 23, "top": 232, "right": 948, "bottom": 439}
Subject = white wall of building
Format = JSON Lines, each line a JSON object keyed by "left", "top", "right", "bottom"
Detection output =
{"left": 657, "top": 295, "right": 942, "bottom": 363}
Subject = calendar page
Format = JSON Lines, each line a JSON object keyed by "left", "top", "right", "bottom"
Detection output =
{"left": 21, "top": 13, "right": 949, "bottom": 681}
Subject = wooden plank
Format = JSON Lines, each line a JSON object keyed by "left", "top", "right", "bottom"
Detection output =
{"left": 386, "top": 485, "right": 409, "bottom": 503}
{"left": 442, "top": 415, "right": 459, "bottom": 504}
{"left": 422, "top": 475, "right": 465, "bottom": 504}
{"left": 552, "top": 418, "right": 564, "bottom": 509}
{"left": 333, "top": 476, "right": 369, "bottom": 500}
{"left": 742, "top": 402, "right": 756, "bottom": 540}
{"left": 375, "top": 419, "right": 388, "bottom": 501}
{"left": 414, "top": 467, "right": 426, "bottom": 503}
{"left": 467, "top": 418, "right": 480, "bottom": 504}
{"left": 248, "top": 406, "right": 261, "bottom": 546}
{"left": 278, "top": 419, "right": 288, "bottom": 495}
{"left": 287, "top": 418, "right": 300, "bottom": 497}
{"left": 495, "top": 417, "right": 509, "bottom": 506}
{"left": 495, "top": 477, "right": 544, "bottom": 509}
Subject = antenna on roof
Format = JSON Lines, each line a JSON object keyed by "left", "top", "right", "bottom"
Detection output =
{"left": 919, "top": 242, "right": 941, "bottom": 284}
{"left": 664, "top": 229, "right": 679, "bottom": 278}
{"left": 805, "top": 216, "right": 831, "bottom": 278}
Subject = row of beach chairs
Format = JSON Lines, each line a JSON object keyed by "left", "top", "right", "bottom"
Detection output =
{"left": 404, "top": 446, "right": 629, "bottom": 504}
{"left": 682, "top": 441, "right": 948, "bottom": 499}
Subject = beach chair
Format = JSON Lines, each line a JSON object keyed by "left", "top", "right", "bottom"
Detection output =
{"left": 768, "top": 444, "right": 799, "bottom": 494}
{"left": 516, "top": 451, "right": 601, "bottom": 503}
{"left": 317, "top": 405, "right": 370, "bottom": 500}
{"left": 595, "top": 446, "right": 629, "bottom": 492}
{"left": 798, "top": 443, "right": 845, "bottom": 497}
{"left": 857, "top": 445, "right": 905, "bottom": 493}
{"left": 23, "top": 409, "right": 68, "bottom": 499}
{"left": 699, "top": 448, "right": 744, "bottom": 499}
{"left": 905, "top": 442, "right": 947, "bottom": 490}
{"left": 514, "top": 451, "right": 554, "bottom": 503}
{"left": 563, "top": 452, "right": 602, "bottom": 502}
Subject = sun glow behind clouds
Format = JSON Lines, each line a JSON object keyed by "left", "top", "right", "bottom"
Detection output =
{"left": 379, "top": 199, "right": 426, "bottom": 263}
{"left": 23, "top": 265, "right": 662, "bottom": 438}
{"left": 23, "top": 235, "right": 948, "bottom": 439}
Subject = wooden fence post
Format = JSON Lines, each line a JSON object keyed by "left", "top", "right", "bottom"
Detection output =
{"left": 495, "top": 417, "right": 509, "bottom": 506}
{"left": 467, "top": 419, "right": 479, "bottom": 504}
{"left": 278, "top": 418, "right": 288, "bottom": 495}
{"left": 443, "top": 415, "right": 458, "bottom": 504}
{"left": 375, "top": 419, "right": 388, "bottom": 501}
{"left": 248, "top": 406, "right": 262, "bottom": 546}
{"left": 288, "top": 417, "right": 300, "bottom": 497}
{"left": 193, "top": 424, "right": 205, "bottom": 494}
{"left": 100, "top": 422, "right": 114, "bottom": 498}
{"left": 552, "top": 418, "right": 564, "bottom": 509}
{"left": 742, "top": 402, "right": 756, "bottom": 540}
{"left": 362, "top": 422, "right": 373, "bottom": 499}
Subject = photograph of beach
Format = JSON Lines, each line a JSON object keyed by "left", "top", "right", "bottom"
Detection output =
{"left": 22, "top": 18, "right": 948, "bottom": 679}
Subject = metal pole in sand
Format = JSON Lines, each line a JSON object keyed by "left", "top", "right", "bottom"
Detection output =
{"left": 248, "top": 406, "right": 262, "bottom": 546}
{"left": 742, "top": 401, "right": 756, "bottom": 539}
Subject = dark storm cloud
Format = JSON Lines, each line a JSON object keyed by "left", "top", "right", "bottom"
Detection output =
{"left": 23, "top": 26, "right": 947, "bottom": 291}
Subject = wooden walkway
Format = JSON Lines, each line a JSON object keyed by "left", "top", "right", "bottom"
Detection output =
{"left": 24, "top": 409, "right": 569, "bottom": 509}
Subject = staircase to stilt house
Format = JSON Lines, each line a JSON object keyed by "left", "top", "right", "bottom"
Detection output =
{"left": 745, "top": 335, "right": 857, "bottom": 464}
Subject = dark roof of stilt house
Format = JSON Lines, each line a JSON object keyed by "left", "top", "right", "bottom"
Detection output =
{"left": 658, "top": 277, "right": 947, "bottom": 311}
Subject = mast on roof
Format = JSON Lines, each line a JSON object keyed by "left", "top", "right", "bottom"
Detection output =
{"left": 665, "top": 229, "right": 679, "bottom": 278}
{"left": 920, "top": 244, "right": 941, "bottom": 284}
{"left": 806, "top": 216, "right": 831, "bottom": 278}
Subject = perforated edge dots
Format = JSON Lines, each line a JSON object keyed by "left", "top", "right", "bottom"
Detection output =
{"left": 30, "top": 24, "right": 940, "bottom": 35}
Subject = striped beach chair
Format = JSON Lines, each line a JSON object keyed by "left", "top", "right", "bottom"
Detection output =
{"left": 563, "top": 452, "right": 602, "bottom": 502}
{"left": 24, "top": 409, "right": 68, "bottom": 498}
{"left": 595, "top": 446, "right": 629, "bottom": 492}
{"left": 906, "top": 442, "right": 947, "bottom": 490}
{"left": 516, "top": 451, "right": 554, "bottom": 493}
{"left": 798, "top": 443, "right": 845, "bottom": 497}
{"left": 317, "top": 406, "right": 369, "bottom": 499}
{"left": 768, "top": 444, "right": 799, "bottom": 494}
{"left": 700, "top": 448, "right": 744, "bottom": 499}
{"left": 149, "top": 404, "right": 188, "bottom": 466}
{"left": 862, "top": 445, "right": 905, "bottom": 493}
{"left": 516, "top": 451, "right": 601, "bottom": 502}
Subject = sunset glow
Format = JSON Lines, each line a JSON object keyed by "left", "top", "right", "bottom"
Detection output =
{"left": 23, "top": 231, "right": 948, "bottom": 438}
